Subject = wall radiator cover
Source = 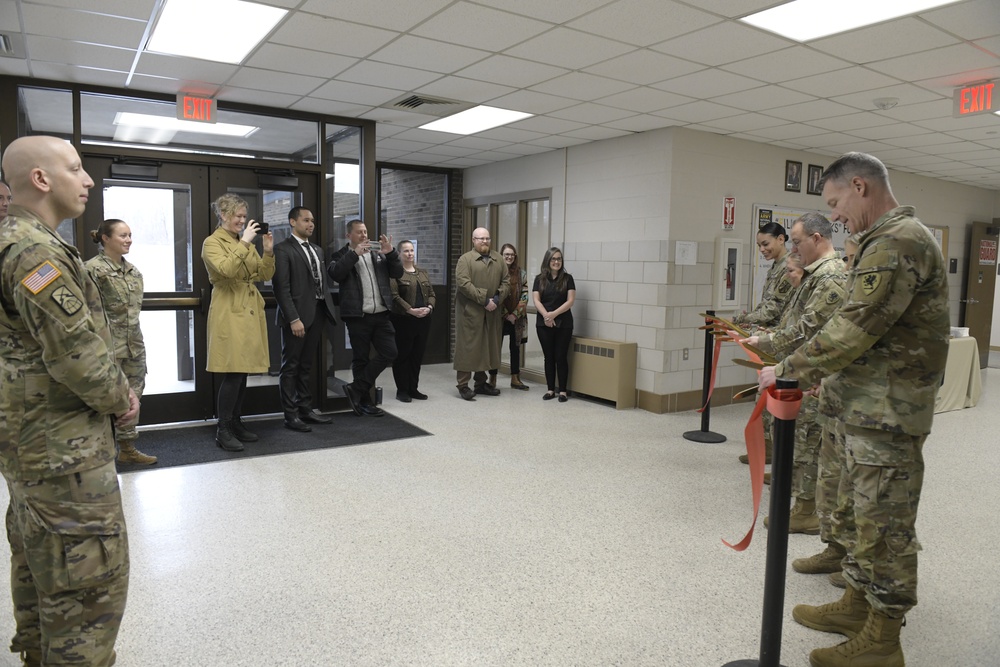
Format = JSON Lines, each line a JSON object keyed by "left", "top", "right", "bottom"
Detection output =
{"left": 568, "top": 336, "right": 637, "bottom": 410}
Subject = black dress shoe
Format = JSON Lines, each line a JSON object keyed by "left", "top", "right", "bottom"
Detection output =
{"left": 558, "top": 394, "right": 569, "bottom": 403}
{"left": 342, "top": 383, "right": 363, "bottom": 416}
{"left": 458, "top": 386, "right": 476, "bottom": 401}
{"left": 299, "top": 410, "right": 332, "bottom": 424}
{"left": 409, "top": 390, "right": 428, "bottom": 400}
{"left": 284, "top": 417, "right": 312, "bottom": 432}
{"left": 543, "top": 391, "right": 557, "bottom": 400}
{"left": 396, "top": 391, "right": 412, "bottom": 403}
{"left": 359, "top": 403, "right": 385, "bottom": 417}
{"left": 474, "top": 384, "right": 501, "bottom": 396}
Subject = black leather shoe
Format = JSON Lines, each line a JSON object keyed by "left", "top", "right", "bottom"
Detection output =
{"left": 284, "top": 417, "right": 312, "bottom": 432}
{"left": 409, "top": 390, "right": 428, "bottom": 400}
{"left": 359, "top": 403, "right": 385, "bottom": 417}
{"left": 343, "top": 383, "right": 363, "bottom": 416}
{"left": 396, "top": 391, "right": 412, "bottom": 403}
{"left": 474, "top": 384, "right": 501, "bottom": 397}
{"left": 299, "top": 410, "right": 332, "bottom": 424}
{"left": 558, "top": 394, "right": 569, "bottom": 403}
{"left": 543, "top": 392, "right": 557, "bottom": 400}
{"left": 458, "top": 386, "right": 476, "bottom": 401}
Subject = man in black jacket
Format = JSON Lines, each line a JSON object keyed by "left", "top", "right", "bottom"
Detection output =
{"left": 272, "top": 206, "right": 336, "bottom": 431}
{"left": 328, "top": 219, "right": 402, "bottom": 417}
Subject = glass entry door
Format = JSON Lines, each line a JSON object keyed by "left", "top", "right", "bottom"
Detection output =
{"left": 81, "top": 156, "right": 319, "bottom": 424}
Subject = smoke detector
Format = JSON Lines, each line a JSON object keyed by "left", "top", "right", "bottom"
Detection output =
{"left": 873, "top": 97, "right": 899, "bottom": 110}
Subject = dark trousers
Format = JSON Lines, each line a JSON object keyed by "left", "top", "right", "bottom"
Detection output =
{"left": 345, "top": 311, "right": 397, "bottom": 395}
{"left": 217, "top": 372, "right": 248, "bottom": 420}
{"left": 278, "top": 311, "right": 324, "bottom": 418}
{"left": 490, "top": 319, "right": 521, "bottom": 377}
{"left": 536, "top": 325, "right": 573, "bottom": 392}
{"left": 391, "top": 313, "right": 431, "bottom": 395}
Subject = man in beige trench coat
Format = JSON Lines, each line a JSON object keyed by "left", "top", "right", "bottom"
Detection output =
{"left": 453, "top": 227, "right": 509, "bottom": 401}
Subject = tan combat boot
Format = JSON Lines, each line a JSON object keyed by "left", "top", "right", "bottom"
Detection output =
{"left": 829, "top": 571, "right": 847, "bottom": 589}
{"left": 793, "top": 584, "right": 870, "bottom": 639}
{"left": 789, "top": 498, "right": 820, "bottom": 535}
{"left": 808, "top": 608, "right": 905, "bottom": 667}
{"left": 510, "top": 373, "right": 530, "bottom": 390}
{"left": 739, "top": 439, "right": 772, "bottom": 465}
{"left": 793, "top": 541, "right": 847, "bottom": 574}
{"left": 117, "top": 441, "right": 157, "bottom": 465}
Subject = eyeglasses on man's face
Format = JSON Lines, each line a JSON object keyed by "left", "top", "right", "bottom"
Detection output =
{"left": 473, "top": 236, "right": 490, "bottom": 242}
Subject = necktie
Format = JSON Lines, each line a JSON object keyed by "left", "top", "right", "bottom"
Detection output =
{"left": 303, "top": 242, "right": 322, "bottom": 299}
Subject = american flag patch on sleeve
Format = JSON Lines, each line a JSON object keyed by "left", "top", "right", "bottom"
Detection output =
{"left": 21, "top": 261, "right": 62, "bottom": 294}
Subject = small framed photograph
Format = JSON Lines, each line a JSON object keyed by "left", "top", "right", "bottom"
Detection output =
{"left": 785, "top": 160, "right": 802, "bottom": 192}
{"left": 807, "top": 164, "right": 824, "bottom": 195}
{"left": 714, "top": 238, "right": 742, "bottom": 310}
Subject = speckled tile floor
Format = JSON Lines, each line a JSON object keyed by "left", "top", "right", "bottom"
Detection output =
{"left": 1, "top": 363, "right": 997, "bottom": 667}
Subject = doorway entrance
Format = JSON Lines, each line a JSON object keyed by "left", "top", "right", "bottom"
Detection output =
{"left": 962, "top": 220, "right": 999, "bottom": 369}
{"left": 81, "top": 156, "right": 320, "bottom": 424}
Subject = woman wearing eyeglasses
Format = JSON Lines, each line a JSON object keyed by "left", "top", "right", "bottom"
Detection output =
{"left": 489, "top": 243, "right": 530, "bottom": 391}
{"left": 532, "top": 247, "right": 575, "bottom": 402}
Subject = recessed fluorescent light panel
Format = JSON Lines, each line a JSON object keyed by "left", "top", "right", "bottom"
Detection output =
{"left": 420, "top": 105, "right": 533, "bottom": 135}
{"left": 114, "top": 112, "right": 258, "bottom": 139}
{"left": 740, "top": 0, "right": 963, "bottom": 42}
{"left": 147, "top": 0, "right": 287, "bottom": 64}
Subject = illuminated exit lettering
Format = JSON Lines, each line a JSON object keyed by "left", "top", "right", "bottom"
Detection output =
{"left": 952, "top": 80, "right": 998, "bottom": 118}
{"left": 175, "top": 93, "right": 217, "bottom": 123}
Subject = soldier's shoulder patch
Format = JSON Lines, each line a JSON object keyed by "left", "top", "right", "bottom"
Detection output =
{"left": 860, "top": 272, "right": 882, "bottom": 296}
{"left": 826, "top": 290, "right": 842, "bottom": 305}
{"left": 21, "top": 260, "right": 61, "bottom": 294}
{"left": 778, "top": 281, "right": 792, "bottom": 294}
{"left": 51, "top": 285, "right": 83, "bottom": 316}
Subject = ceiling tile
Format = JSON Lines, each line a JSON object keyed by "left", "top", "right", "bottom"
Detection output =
{"left": 763, "top": 99, "right": 860, "bottom": 122}
{"left": 0, "top": 59, "right": 31, "bottom": 77}
{"left": 504, "top": 27, "right": 635, "bottom": 70}
{"left": 22, "top": 0, "right": 155, "bottom": 20}
{"left": 781, "top": 67, "right": 902, "bottom": 98}
{"left": 561, "top": 125, "right": 633, "bottom": 141}
{"left": 246, "top": 44, "right": 357, "bottom": 79}
{"left": 298, "top": 0, "right": 453, "bottom": 31}
{"left": 652, "top": 21, "right": 793, "bottom": 66}
{"left": 309, "top": 79, "right": 401, "bottom": 106}
{"left": 831, "top": 83, "right": 943, "bottom": 111}
{"left": 411, "top": 3, "right": 551, "bottom": 52}
{"left": 548, "top": 102, "right": 635, "bottom": 124}
{"left": 337, "top": 60, "right": 442, "bottom": 90}
{"left": 882, "top": 133, "right": 968, "bottom": 148}
{"left": 680, "top": 0, "right": 780, "bottom": 18}
{"left": 359, "top": 106, "right": 435, "bottom": 125}
{"left": 746, "top": 123, "right": 829, "bottom": 141}
{"left": 722, "top": 46, "right": 849, "bottom": 83}
{"left": 27, "top": 36, "right": 135, "bottom": 72}
{"left": 475, "top": 127, "right": 546, "bottom": 143}
{"left": 867, "top": 44, "right": 1000, "bottom": 81}
{"left": 134, "top": 53, "right": 238, "bottom": 85}
{"left": 710, "top": 85, "right": 815, "bottom": 111}
{"left": 913, "top": 65, "right": 1000, "bottom": 96}
{"left": 475, "top": 0, "right": 612, "bottom": 24}
{"left": 920, "top": 0, "right": 1000, "bottom": 41}
{"left": 217, "top": 87, "right": 300, "bottom": 108}
{"left": 490, "top": 143, "right": 556, "bottom": 156}
{"left": 271, "top": 12, "right": 397, "bottom": 58}
{"left": 805, "top": 112, "right": 899, "bottom": 133}
{"left": 416, "top": 76, "right": 519, "bottom": 104}
{"left": 944, "top": 125, "right": 1000, "bottom": 141}
{"left": 810, "top": 18, "right": 959, "bottom": 63}
{"left": 295, "top": 97, "right": 375, "bottom": 117}
{"left": 652, "top": 68, "right": 760, "bottom": 98}
{"left": 568, "top": 0, "right": 720, "bottom": 47}
{"left": 485, "top": 89, "right": 578, "bottom": 115}
{"left": 914, "top": 113, "right": 1000, "bottom": 132}
{"left": 530, "top": 72, "right": 636, "bottom": 101}
{"left": 652, "top": 100, "right": 742, "bottom": 123}
{"left": 596, "top": 87, "right": 694, "bottom": 113}
{"left": 507, "top": 115, "right": 587, "bottom": 134}
{"left": 698, "top": 112, "right": 788, "bottom": 133}
{"left": 455, "top": 55, "right": 568, "bottom": 89}
{"left": 603, "top": 114, "right": 683, "bottom": 132}
{"left": 527, "top": 135, "right": 593, "bottom": 149}
{"left": 227, "top": 68, "right": 325, "bottom": 96}
{"left": 31, "top": 63, "right": 129, "bottom": 87}
{"left": 22, "top": 4, "right": 145, "bottom": 48}
{"left": 584, "top": 49, "right": 704, "bottom": 85}
{"left": 444, "top": 136, "right": 512, "bottom": 150}
{"left": 368, "top": 36, "right": 490, "bottom": 74}
{"left": 875, "top": 99, "right": 953, "bottom": 122}
{"left": 849, "top": 123, "right": 935, "bottom": 141}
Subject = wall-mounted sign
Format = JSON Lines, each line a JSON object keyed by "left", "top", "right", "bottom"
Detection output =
{"left": 723, "top": 197, "right": 735, "bottom": 231}
{"left": 952, "top": 80, "right": 996, "bottom": 117}
{"left": 176, "top": 93, "right": 217, "bottom": 123}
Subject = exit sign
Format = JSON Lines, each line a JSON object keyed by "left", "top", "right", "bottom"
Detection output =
{"left": 952, "top": 80, "right": 997, "bottom": 117}
{"left": 176, "top": 93, "right": 217, "bottom": 123}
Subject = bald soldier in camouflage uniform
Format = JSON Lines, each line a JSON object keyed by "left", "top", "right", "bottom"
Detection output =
{"left": 746, "top": 213, "right": 847, "bottom": 535}
{"left": 759, "top": 153, "right": 949, "bottom": 667}
{"left": 0, "top": 136, "right": 137, "bottom": 666}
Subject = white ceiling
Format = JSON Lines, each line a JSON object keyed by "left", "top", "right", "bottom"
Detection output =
{"left": 1, "top": 0, "right": 1000, "bottom": 189}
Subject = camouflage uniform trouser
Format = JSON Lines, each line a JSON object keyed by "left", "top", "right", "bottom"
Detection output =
{"left": 833, "top": 422, "right": 925, "bottom": 618}
{"left": 791, "top": 394, "right": 821, "bottom": 501}
{"left": 116, "top": 353, "right": 146, "bottom": 445}
{"left": 816, "top": 417, "right": 852, "bottom": 549}
{"left": 5, "top": 461, "right": 129, "bottom": 665}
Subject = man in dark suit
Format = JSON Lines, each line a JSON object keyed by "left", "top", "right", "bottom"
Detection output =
{"left": 272, "top": 206, "right": 336, "bottom": 432}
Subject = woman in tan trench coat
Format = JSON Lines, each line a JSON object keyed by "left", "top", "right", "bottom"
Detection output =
{"left": 202, "top": 193, "right": 274, "bottom": 452}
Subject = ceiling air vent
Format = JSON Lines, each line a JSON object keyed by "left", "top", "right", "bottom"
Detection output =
{"left": 0, "top": 33, "right": 26, "bottom": 58}
{"left": 381, "top": 94, "right": 473, "bottom": 118}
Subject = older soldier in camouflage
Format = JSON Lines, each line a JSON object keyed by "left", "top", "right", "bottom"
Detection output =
{"left": 745, "top": 213, "right": 847, "bottom": 535}
{"left": 85, "top": 219, "right": 157, "bottom": 466}
{"left": 0, "top": 136, "right": 137, "bottom": 666}
{"left": 759, "top": 153, "right": 949, "bottom": 667}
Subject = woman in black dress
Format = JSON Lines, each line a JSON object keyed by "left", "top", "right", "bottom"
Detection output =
{"left": 532, "top": 247, "right": 576, "bottom": 402}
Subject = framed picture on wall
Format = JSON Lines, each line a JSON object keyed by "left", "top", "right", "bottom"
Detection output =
{"left": 785, "top": 160, "right": 802, "bottom": 192}
{"left": 714, "top": 238, "right": 742, "bottom": 310}
{"left": 807, "top": 164, "right": 823, "bottom": 195}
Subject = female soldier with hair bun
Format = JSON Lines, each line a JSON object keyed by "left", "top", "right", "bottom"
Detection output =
{"left": 733, "top": 221, "right": 793, "bottom": 329}
{"left": 85, "top": 218, "right": 157, "bottom": 465}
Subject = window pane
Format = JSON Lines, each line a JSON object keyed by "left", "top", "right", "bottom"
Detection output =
{"left": 496, "top": 202, "right": 517, "bottom": 254}
{"left": 325, "top": 124, "right": 361, "bottom": 253}
{"left": 140, "top": 310, "right": 195, "bottom": 395}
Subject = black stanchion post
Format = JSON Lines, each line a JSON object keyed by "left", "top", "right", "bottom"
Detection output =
{"left": 723, "top": 377, "right": 798, "bottom": 667}
{"left": 683, "top": 309, "right": 726, "bottom": 443}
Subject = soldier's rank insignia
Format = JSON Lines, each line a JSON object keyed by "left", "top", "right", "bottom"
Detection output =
{"left": 861, "top": 273, "right": 881, "bottom": 296}
{"left": 51, "top": 285, "right": 83, "bottom": 315}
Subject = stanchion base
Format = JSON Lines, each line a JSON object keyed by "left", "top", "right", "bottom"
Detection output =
{"left": 683, "top": 430, "right": 727, "bottom": 443}
{"left": 721, "top": 661, "right": 787, "bottom": 667}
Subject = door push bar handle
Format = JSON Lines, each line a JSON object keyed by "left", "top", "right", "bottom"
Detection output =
{"left": 200, "top": 288, "right": 209, "bottom": 315}
{"left": 960, "top": 298, "right": 979, "bottom": 304}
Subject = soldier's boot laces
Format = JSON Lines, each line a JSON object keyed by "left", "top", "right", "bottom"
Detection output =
{"left": 809, "top": 608, "right": 905, "bottom": 667}
{"left": 216, "top": 419, "right": 244, "bottom": 452}
{"left": 789, "top": 497, "right": 820, "bottom": 535}
{"left": 117, "top": 441, "right": 157, "bottom": 465}
{"left": 793, "top": 541, "right": 847, "bottom": 574}
{"left": 793, "top": 584, "right": 870, "bottom": 639}
{"left": 230, "top": 416, "right": 259, "bottom": 443}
